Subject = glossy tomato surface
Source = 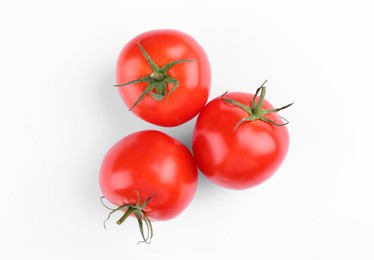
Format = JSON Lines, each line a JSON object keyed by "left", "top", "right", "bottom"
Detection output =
{"left": 192, "top": 92, "right": 289, "bottom": 190}
{"left": 100, "top": 130, "right": 198, "bottom": 221}
{"left": 116, "top": 29, "right": 211, "bottom": 126}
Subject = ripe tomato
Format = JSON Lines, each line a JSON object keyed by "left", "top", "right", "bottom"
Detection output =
{"left": 116, "top": 29, "right": 211, "bottom": 127}
{"left": 99, "top": 130, "right": 198, "bottom": 243}
{"left": 192, "top": 84, "right": 292, "bottom": 190}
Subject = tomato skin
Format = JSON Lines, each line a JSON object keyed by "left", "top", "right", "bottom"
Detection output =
{"left": 192, "top": 92, "right": 289, "bottom": 190}
{"left": 116, "top": 29, "right": 211, "bottom": 127}
{"left": 99, "top": 130, "right": 198, "bottom": 221}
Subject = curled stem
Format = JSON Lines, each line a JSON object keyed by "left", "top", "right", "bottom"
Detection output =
{"left": 101, "top": 192, "right": 156, "bottom": 244}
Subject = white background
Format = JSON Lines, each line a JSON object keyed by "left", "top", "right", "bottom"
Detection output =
{"left": 1, "top": 0, "right": 373, "bottom": 259}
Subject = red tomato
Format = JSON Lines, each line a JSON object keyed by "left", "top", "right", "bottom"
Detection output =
{"left": 99, "top": 130, "right": 198, "bottom": 242}
{"left": 116, "top": 29, "right": 211, "bottom": 127}
{"left": 192, "top": 85, "right": 292, "bottom": 190}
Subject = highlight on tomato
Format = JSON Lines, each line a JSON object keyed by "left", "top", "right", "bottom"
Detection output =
{"left": 192, "top": 81, "right": 293, "bottom": 190}
{"left": 115, "top": 29, "right": 211, "bottom": 127}
{"left": 99, "top": 130, "right": 198, "bottom": 244}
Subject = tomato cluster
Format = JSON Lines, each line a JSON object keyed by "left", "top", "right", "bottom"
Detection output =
{"left": 99, "top": 29, "right": 293, "bottom": 243}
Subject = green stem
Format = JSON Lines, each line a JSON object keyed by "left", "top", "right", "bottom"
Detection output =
{"left": 253, "top": 86, "right": 266, "bottom": 115}
{"left": 116, "top": 207, "right": 135, "bottom": 225}
{"left": 101, "top": 192, "right": 156, "bottom": 244}
{"left": 115, "top": 42, "right": 196, "bottom": 110}
{"left": 221, "top": 81, "right": 293, "bottom": 130}
{"left": 150, "top": 71, "right": 165, "bottom": 81}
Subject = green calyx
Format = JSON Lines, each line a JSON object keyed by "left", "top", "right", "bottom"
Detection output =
{"left": 101, "top": 192, "right": 156, "bottom": 245}
{"left": 115, "top": 42, "right": 196, "bottom": 110}
{"left": 221, "top": 80, "right": 293, "bottom": 131}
